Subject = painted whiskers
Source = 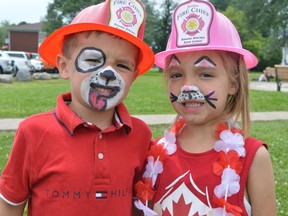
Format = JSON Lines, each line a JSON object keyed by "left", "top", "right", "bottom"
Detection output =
{"left": 134, "top": 120, "right": 246, "bottom": 216}
{"left": 170, "top": 85, "right": 218, "bottom": 109}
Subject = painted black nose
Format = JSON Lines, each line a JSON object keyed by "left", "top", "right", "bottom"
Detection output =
{"left": 100, "top": 70, "right": 116, "bottom": 85}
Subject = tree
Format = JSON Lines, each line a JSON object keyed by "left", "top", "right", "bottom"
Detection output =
{"left": 42, "top": 0, "right": 102, "bottom": 35}
{"left": 141, "top": 0, "right": 160, "bottom": 52}
{"left": 153, "top": 0, "right": 177, "bottom": 54}
{"left": 0, "top": 21, "right": 15, "bottom": 48}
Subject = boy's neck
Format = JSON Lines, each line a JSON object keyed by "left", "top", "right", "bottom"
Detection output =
{"left": 68, "top": 102, "right": 116, "bottom": 131}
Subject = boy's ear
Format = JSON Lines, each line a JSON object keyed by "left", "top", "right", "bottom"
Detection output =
{"left": 133, "top": 69, "right": 139, "bottom": 81}
{"left": 56, "top": 54, "right": 69, "bottom": 80}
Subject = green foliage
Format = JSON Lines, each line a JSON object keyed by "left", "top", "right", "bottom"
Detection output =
{"left": 0, "top": 71, "right": 288, "bottom": 119}
{"left": 43, "top": 0, "right": 103, "bottom": 35}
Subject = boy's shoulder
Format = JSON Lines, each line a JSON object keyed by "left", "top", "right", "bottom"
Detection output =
{"left": 18, "top": 110, "right": 56, "bottom": 130}
{"left": 129, "top": 115, "right": 151, "bottom": 133}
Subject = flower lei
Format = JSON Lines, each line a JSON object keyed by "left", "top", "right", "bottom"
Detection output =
{"left": 134, "top": 119, "right": 246, "bottom": 216}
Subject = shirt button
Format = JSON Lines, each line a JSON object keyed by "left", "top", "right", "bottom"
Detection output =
{"left": 98, "top": 153, "right": 104, "bottom": 160}
{"left": 99, "top": 133, "right": 103, "bottom": 139}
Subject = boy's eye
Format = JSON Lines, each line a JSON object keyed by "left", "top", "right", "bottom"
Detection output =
{"left": 75, "top": 47, "right": 106, "bottom": 73}
{"left": 117, "top": 63, "right": 132, "bottom": 71}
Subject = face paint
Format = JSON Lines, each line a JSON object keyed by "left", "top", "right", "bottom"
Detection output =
{"left": 168, "top": 55, "right": 180, "bottom": 68}
{"left": 170, "top": 85, "right": 218, "bottom": 109}
{"left": 194, "top": 56, "right": 216, "bottom": 68}
{"left": 80, "top": 66, "right": 125, "bottom": 111}
{"left": 75, "top": 47, "right": 106, "bottom": 73}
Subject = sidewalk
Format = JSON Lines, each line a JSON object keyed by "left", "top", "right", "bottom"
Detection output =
{"left": 1, "top": 112, "right": 288, "bottom": 131}
{"left": 250, "top": 81, "right": 288, "bottom": 92}
{"left": 0, "top": 81, "right": 287, "bottom": 131}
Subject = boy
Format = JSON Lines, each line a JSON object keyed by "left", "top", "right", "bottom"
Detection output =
{"left": 0, "top": 0, "right": 154, "bottom": 215}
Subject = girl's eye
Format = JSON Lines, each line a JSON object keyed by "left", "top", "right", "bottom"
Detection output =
{"left": 199, "top": 73, "right": 213, "bottom": 78}
{"left": 170, "top": 72, "right": 182, "bottom": 79}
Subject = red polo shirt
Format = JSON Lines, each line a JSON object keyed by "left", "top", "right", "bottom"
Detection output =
{"left": 0, "top": 93, "right": 151, "bottom": 216}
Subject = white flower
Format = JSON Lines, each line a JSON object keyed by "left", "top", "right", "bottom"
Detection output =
{"left": 158, "top": 129, "right": 177, "bottom": 155}
{"left": 214, "top": 167, "right": 240, "bottom": 198}
{"left": 143, "top": 156, "right": 163, "bottom": 187}
{"left": 214, "top": 130, "right": 245, "bottom": 156}
{"left": 213, "top": 208, "right": 234, "bottom": 216}
{"left": 134, "top": 200, "right": 159, "bottom": 216}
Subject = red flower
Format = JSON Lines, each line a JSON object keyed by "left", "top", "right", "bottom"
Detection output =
{"left": 213, "top": 195, "right": 243, "bottom": 216}
{"left": 170, "top": 118, "right": 186, "bottom": 134}
{"left": 149, "top": 143, "right": 167, "bottom": 162}
{"left": 215, "top": 123, "right": 242, "bottom": 138}
{"left": 213, "top": 150, "right": 243, "bottom": 176}
{"left": 135, "top": 178, "right": 155, "bottom": 202}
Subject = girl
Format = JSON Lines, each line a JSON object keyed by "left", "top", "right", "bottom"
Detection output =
{"left": 134, "top": 0, "right": 276, "bottom": 215}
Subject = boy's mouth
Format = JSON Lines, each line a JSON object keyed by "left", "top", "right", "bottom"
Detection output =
{"left": 90, "top": 83, "right": 120, "bottom": 98}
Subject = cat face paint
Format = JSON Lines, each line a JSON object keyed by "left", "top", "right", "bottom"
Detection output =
{"left": 194, "top": 56, "right": 216, "bottom": 68}
{"left": 76, "top": 47, "right": 125, "bottom": 111}
{"left": 168, "top": 55, "right": 180, "bottom": 68}
{"left": 170, "top": 85, "right": 218, "bottom": 109}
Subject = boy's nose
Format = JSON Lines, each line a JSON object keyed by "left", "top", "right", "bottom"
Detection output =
{"left": 100, "top": 70, "right": 117, "bottom": 85}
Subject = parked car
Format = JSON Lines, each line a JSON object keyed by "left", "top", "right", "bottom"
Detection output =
{"left": 0, "top": 51, "right": 17, "bottom": 75}
{"left": 27, "top": 52, "right": 44, "bottom": 72}
{"left": 3, "top": 51, "right": 33, "bottom": 74}
{"left": 28, "top": 52, "right": 58, "bottom": 73}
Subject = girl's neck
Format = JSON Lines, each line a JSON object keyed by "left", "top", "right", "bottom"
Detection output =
{"left": 177, "top": 122, "right": 218, "bottom": 153}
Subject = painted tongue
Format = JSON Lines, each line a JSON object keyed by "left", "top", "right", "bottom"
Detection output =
{"left": 90, "top": 91, "right": 105, "bottom": 111}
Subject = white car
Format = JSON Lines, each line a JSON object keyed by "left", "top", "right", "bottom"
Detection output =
{"left": 2, "top": 51, "right": 33, "bottom": 74}
{"left": 30, "top": 58, "right": 44, "bottom": 72}
{"left": 0, "top": 51, "right": 17, "bottom": 76}
{"left": 29, "top": 53, "right": 44, "bottom": 72}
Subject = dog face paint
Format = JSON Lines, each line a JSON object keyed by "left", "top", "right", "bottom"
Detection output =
{"left": 170, "top": 85, "right": 218, "bottom": 109}
{"left": 80, "top": 66, "right": 125, "bottom": 111}
{"left": 76, "top": 48, "right": 125, "bottom": 111}
{"left": 75, "top": 47, "right": 105, "bottom": 73}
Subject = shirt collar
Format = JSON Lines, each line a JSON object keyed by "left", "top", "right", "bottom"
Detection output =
{"left": 54, "top": 93, "right": 133, "bottom": 135}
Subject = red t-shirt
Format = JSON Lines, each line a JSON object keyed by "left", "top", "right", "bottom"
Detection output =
{"left": 153, "top": 137, "right": 265, "bottom": 216}
{"left": 0, "top": 93, "right": 151, "bottom": 216}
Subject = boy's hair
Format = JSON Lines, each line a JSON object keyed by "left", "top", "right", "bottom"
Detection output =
{"left": 39, "top": 0, "right": 154, "bottom": 76}
{"left": 164, "top": 51, "right": 250, "bottom": 138}
{"left": 62, "top": 31, "right": 140, "bottom": 67}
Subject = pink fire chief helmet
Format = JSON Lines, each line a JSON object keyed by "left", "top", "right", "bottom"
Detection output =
{"left": 155, "top": 0, "right": 258, "bottom": 69}
{"left": 39, "top": 0, "right": 154, "bottom": 76}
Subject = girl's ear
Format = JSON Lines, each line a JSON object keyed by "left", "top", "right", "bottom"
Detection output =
{"left": 56, "top": 54, "right": 69, "bottom": 80}
{"left": 228, "top": 79, "right": 239, "bottom": 95}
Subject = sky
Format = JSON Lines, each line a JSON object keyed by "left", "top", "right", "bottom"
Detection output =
{"left": 0, "top": 0, "right": 53, "bottom": 24}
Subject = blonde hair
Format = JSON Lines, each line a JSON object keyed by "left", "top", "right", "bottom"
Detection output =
{"left": 164, "top": 51, "right": 251, "bottom": 138}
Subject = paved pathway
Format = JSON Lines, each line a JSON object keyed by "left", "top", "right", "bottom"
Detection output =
{"left": 1, "top": 112, "right": 288, "bottom": 131}
{"left": 0, "top": 81, "right": 287, "bottom": 131}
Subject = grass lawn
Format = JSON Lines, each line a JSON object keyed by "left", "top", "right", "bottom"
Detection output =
{"left": 0, "top": 69, "right": 287, "bottom": 215}
{"left": 0, "top": 70, "right": 287, "bottom": 118}
{"left": 0, "top": 121, "right": 287, "bottom": 215}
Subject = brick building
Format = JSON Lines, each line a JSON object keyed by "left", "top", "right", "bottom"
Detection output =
{"left": 7, "top": 22, "right": 46, "bottom": 53}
